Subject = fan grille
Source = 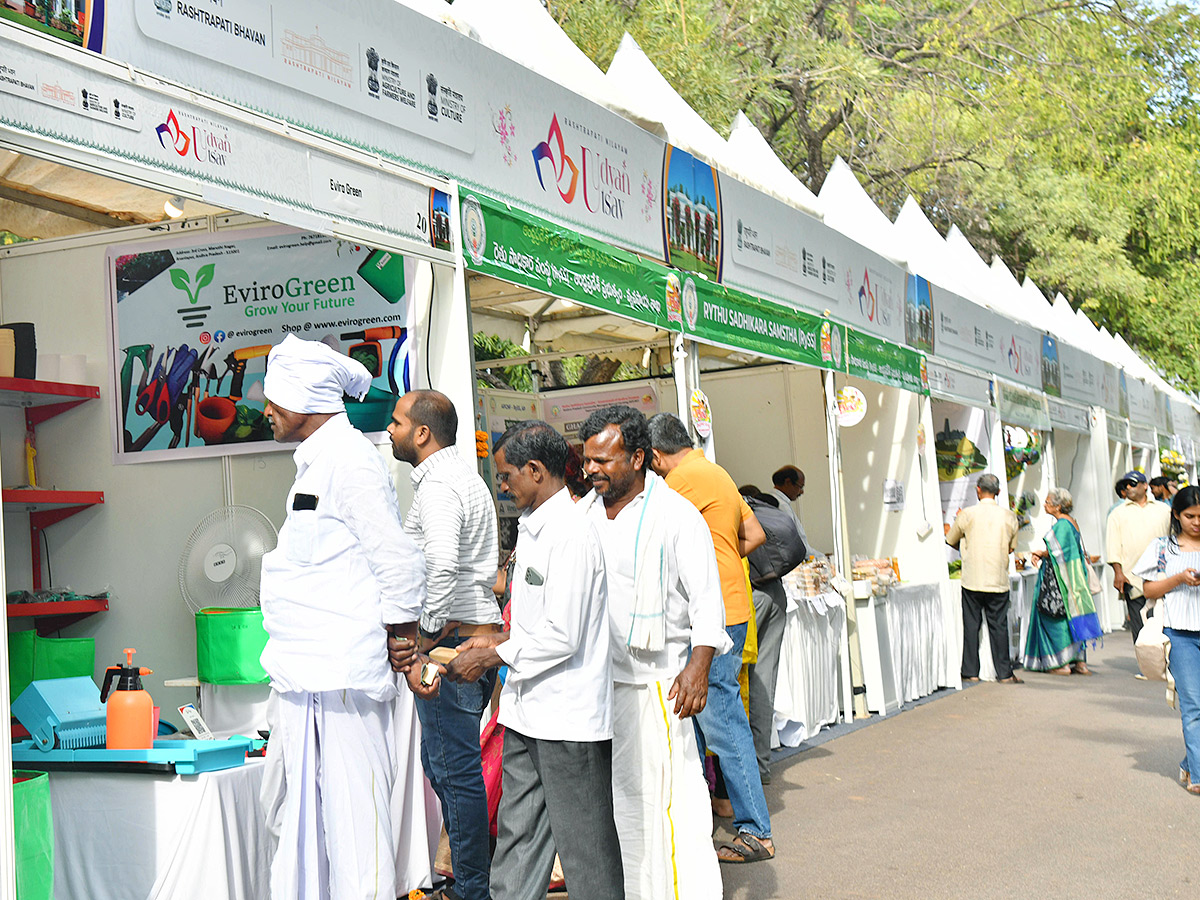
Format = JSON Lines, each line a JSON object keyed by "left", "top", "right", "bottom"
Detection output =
{"left": 179, "top": 506, "right": 278, "bottom": 614}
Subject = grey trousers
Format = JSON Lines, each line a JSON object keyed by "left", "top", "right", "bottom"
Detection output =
{"left": 490, "top": 728, "right": 625, "bottom": 900}
{"left": 747, "top": 580, "right": 788, "bottom": 782}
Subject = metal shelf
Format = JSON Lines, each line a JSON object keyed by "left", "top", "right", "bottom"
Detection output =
{"left": 6, "top": 596, "right": 110, "bottom": 635}
{"left": 0, "top": 377, "right": 100, "bottom": 428}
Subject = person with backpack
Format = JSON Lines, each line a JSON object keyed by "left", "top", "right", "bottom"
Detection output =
{"left": 739, "top": 486, "right": 806, "bottom": 784}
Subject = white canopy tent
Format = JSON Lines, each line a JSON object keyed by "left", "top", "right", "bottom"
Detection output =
{"left": 724, "top": 112, "right": 823, "bottom": 218}
{"left": 817, "top": 157, "right": 907, "bottom": 266}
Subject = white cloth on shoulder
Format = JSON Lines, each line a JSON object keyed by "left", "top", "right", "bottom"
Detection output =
{"left": 263, "top": 334, "right": 372, "bottom": 414}
{"left": 611, "top": 679, "right": 722, "bottom": 900}
{"left": 577, "top": 471, "right": 671, "bottom": 651}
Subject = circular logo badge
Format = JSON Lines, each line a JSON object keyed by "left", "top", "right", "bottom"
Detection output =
{"left": 665, "top": 273, "right": 682, "bottom": 326}
{"left": 690, "top": 388, "right": 712, "bottom": 439}
{"left": 682, "top": 277, "right": 698, "bottom": 331}
{"left": 836, "top": 386, "right": 867, "bottom": 427}
{"left": 461, "top": 196, "right": 486, "bottom": 266}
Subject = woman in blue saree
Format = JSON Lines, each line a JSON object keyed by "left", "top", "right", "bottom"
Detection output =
{"left": 1022, "top": 488, "right": 1104, "bottom": 674}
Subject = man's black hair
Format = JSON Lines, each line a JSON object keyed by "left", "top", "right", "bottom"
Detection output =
{"left": 578, "top": 405, "right": 651, "bottom": 473}
{"left": 647, "top": 412, "right": 693, "bottom": 454}
{"left": 1115, "top": 478, "right": 1133, "bottom": 497}
{"left": 1151, "top": 476, "right": 1173, "bottom": 490}
{"left": 772, "top": 465, "right": 802, "bottom": 487}
{"left": 407, "top": 390, "right": 457, "bottom": 446}
{"left": 493, "top": 420, "right": 568, "bottom": 478}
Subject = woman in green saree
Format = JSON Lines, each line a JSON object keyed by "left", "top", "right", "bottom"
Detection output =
{"left": 1022, "top": 488, "right": 1104, "bottom": 674}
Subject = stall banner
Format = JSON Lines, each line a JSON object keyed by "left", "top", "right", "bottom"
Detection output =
{"left": 719, "top": 175, "right": 905, "bottom": 346}
{"left": 462, "top": 191, "right": 674, "bottom": 333}
{"left": 544, "top": 384, "right": 660, "bottom": 448}
{"left": 1171, "top": 398, "right": 1199, "bottom": 442}
{"left": 932, "top": 401, "right": 992, "bottom": 531}
{"left": 56, "top": 0, "right": 669, "bottom": 257}
{"left": 1155, "top": 389, "right": 1174, "bottom": 434}
{"left": 1106, "top": 414, "right": 1129, "bottom": 445}
{"left": 996, "top": 379, "right": 1050, "bottom": 431}
{"left": 918, "top": 284, "right": 1040, "bottom": 390}
{"left": 107, "top": 227, "right": 415, "bottom": 463}
{"left": 0, "top": 32, "right": 440, "bottom": 256}
{"left": 462, "top": 190, "right": 844, "bottom": 372}
{"left": 1058, "top": 341, "right": 1103, "bottom": 408}
{"left": 926, "top": 359, "right": 992, "bottom": 408}
{"left": 480, "top": 389, "right": 541, "bottom": 517}
{"left": 1041, "top": 335, "right": 1062, "bottom": 397}
{"left": 1130, "top": 422, "right": 1156, "bottom": 449}
{"left": 1127, "top": 376, "right": 1156, "bottom": 426}
{"left": 1047, "top": 397, "right": 1091, "bottom": 435}
{"left": 663, "top": 146, "right": 722, "bottom": 282}
{"left": 1101, "top": 362, "right": 1123, "bottom": 417}
{"left": 846, "top": 329, "right": 928, "bottom": 395}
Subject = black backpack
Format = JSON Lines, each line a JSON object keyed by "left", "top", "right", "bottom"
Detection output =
{"left": 744, "top": 494, "right": 806, "bottom": 586}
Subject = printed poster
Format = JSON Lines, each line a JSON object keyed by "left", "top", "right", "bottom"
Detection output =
{"left": 544, "top": 384, "right": 660, "bottom": 452}
{"left": 663, "top": 145, "right": 722, "bottom": 282}
{"left": 933, "top": 401, "right": 992, "bottom": 536}
{"left": 107, "top": 226, "right": 415, "bottom": 463}
{"left": 480, "top": 390, "right": 541, "bottom": 517}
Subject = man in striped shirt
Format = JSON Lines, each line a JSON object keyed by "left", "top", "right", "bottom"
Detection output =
{"left": 389, "top": 390, "right": 501, "bottom": 900}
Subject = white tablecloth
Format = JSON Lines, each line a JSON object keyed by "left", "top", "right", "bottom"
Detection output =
{"left": 48, "top": 685, "right": 440, "bottom": 900}
{"left": 773, "top": 588, "right": 845, "bottom": 746}
{"left": 49, "top": 759, "right": 270, "bottom": 900}
{"left": 884, "top": 583, "right": 945, "bottom": 703}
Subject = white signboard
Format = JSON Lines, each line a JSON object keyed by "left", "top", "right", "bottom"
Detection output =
{"left": 1047, "top": 397, "right": 1091, "bottom": 435}
{"left": 1106, "top": 415, "right": 1129, "bottom": 445}
{"left": 1129, "top": 422, "right": 1156, "bottom": 449}
{"left": 1058, "top": 341, "right": 1103, "bottom": 407}
{"left": 1127, "top": 376, "right": 1156, "bottom": 426}
{"left": 996, "top": 379, "right": 1050, "bottom": 430}
{"left": 926, "top": 358, "right": 992, "bottom": 408}
{"left": 1101, "top": 362, "right": 1124, "bottom": 416}
{"left": 918, "top": 285, "right": 1041, "bottom": 390}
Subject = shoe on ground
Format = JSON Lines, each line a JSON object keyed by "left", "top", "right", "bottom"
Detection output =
{"left": 1134, "top": 673, "right": 1149, "bottom": 681}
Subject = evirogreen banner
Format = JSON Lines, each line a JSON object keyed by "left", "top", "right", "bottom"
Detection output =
{"left": 846, "top": 329, "right": 929, "bottom": 395}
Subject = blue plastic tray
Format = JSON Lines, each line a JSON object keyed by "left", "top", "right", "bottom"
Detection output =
{"left": 11, "top": 737, "right": 254, "bottom": 775}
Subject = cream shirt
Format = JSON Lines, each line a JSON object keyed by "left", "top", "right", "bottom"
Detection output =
{"left": 1105, "top": 498, "right": 1171, "bottom": 599}
{"left": 946, "top": 498, "right": 1019, "bottom": 593}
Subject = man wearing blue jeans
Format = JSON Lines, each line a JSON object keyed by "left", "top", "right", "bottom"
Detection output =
{"left": 649, "top": 413, "right": 774, "bottom": 864}
{"left": 389, "top": 391, "right": 501, "bottom": 900}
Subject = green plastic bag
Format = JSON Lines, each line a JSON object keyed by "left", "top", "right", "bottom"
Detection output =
{"left": 8, "top": 629, "right": 36, "bottom": 704}
{"left": 33, "top": 635, "right": 95, "bottom": 682}
{"left": 196, "top": 608, "right": 270, "bottom": 684}
{"left": 13, "top": 771, "right": 53, "bottom": 900}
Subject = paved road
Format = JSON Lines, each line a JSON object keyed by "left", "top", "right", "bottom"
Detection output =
{"left": 719, "top": 635, "right": 1197, "bottom": 899}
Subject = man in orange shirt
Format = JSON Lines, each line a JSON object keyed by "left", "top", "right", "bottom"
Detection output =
{"left": 649, "top": 412, "right": 775, "bottom": 865}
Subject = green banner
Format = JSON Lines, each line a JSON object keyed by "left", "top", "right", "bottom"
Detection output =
{"left": 462, "top": 190, "right": 923, "bottom": 388}
{"left": 461, "top": 191, "right": 675, "bottom": 332}
{"left": 847, "top": 329, "right": 929, "bottom": 395}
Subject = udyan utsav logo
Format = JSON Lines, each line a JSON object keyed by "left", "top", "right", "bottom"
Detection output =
{"left": 532, "top": 114, "right": 631, "bottom": 220}
{"left": 156, "top": 110, "right": 232, "bottom": 167}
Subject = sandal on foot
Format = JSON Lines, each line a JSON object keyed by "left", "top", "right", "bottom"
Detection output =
{"left": 998, "top": 674, "right": 1024, "bottom": 683}
{"left": 1071, "top": 664, "right": 1093, "bottom": 675}
{"left": 717, "top": 833, "right": 774, "bottom": 864}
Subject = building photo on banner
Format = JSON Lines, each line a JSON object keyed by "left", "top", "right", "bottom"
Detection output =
{"left": 108, "top": 227, "right": 418, "bottom": 462}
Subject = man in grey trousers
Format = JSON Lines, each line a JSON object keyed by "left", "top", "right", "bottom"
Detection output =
{"left": 446, "top": 420, "right": 623, "bottom": 900}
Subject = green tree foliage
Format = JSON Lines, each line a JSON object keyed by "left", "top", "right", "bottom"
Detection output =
{"left": 550, "top": 0, "right": 1200, "bottom": 389}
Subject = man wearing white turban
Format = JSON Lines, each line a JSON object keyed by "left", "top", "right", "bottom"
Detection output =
{"left": 257, "top": 335, "right": 433, "bottom": 899}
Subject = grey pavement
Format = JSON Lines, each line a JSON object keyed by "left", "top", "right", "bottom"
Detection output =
{"left": 719, "top": 633, "right": 1198, "bottom": 899}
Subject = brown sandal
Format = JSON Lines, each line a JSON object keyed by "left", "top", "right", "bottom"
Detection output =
{"left": 717, "top": 833, "right": 775, "bottom": 864}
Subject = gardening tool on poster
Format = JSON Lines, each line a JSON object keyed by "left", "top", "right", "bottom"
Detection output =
{"left": 184, "top": 344, "right": 221, "bottom": 447}
{"left": 341, "top": 326, "right": 411, "bottom": 394}
{"left": 135, "top": 348, "right": 175, "bottom": 422}
{"left": 166, "top": 346, "right": 200, "bottom": 449}
{"left": 222, "top": 345, "right": 272, "bottom": 402}
{"left": 119, "top": 343, "right": 152, "bottom": 450}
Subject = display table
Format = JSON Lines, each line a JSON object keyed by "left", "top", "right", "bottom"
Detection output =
{"left": 773, "top": 588, "right": 845, "bottom": 746}
{"left": 48, "top": 759, "right": 269, "bottom": 900}
{"left": 884, "top": 582, "right": 945, "bottom": 704}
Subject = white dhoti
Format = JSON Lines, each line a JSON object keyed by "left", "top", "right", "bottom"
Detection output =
{"left": 261, "top": 688, "right": 397, "bottom": 900}
{"left": 612, "top": 679, "right": 723, "bottom": 900}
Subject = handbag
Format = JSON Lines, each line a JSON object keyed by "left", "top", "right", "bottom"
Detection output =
{"left": 1135, "top": 608, "right": 1171, "bottom": 682}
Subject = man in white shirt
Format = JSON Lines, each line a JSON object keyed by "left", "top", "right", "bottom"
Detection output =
{"left": 445, "top": 420, "right": 623, "bottom": 900}
{"left": 257, "top": 335, "right": 431, "bottom": 900}
{"left": 388, "top": 390, "right": 501, "bottom": 900}
{"left": 946, "top": 473, "right": 1021, "bottom": 684}
{"left": 579, "top": 405, "right": 730, "bottom": 900}
{"left": 770, "top": 465, "right": 809, "bottom": 549}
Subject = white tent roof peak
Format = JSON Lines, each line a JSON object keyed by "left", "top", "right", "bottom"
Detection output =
{"left": 891, "top": 197, "right": 969, "bottom": 295}
{"left": 817, "top": 157, "right": 906, "bottom": 266}
{"left": 724, "top": 111, "right": 822, "bottom": 219}
{"left": 450, "top": 0, "right": 665, "bottom": 137}
{"left": 606, "top": 33, "right": 729, "bottom": 168}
